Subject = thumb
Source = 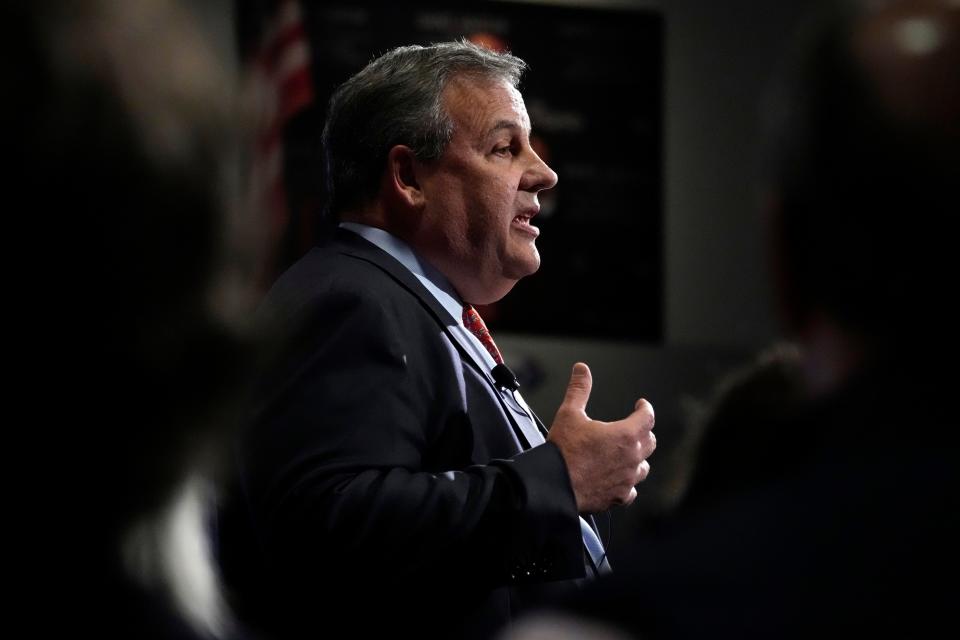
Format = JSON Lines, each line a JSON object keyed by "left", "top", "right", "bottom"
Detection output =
{"left": 562, "top": 362, "right": 592, "bottom": 414}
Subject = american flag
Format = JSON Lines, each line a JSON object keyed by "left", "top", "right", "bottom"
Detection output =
{"left": 241, "top": 0, "right": 313, "bottom": 288}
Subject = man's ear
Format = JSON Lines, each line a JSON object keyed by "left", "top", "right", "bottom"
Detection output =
{"left": 386, "top": 145, "right": 425, "bottom": 209}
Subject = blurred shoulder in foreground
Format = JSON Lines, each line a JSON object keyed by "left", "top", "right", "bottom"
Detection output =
{"left": 7, "top": 1, "right": 258, "bottom": 637}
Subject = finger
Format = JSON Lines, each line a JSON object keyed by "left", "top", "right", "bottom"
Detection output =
{"left": 616, "top": 486, "right": 638, "bottom": 507}
{"left": 640, "top": 430, "right": 657, "bottom": 458}
{"left": 636, "top": 398, "right": 655, "bottom": 427}
{"left": 635, "top": 459, "right": 651, "bottom": 484}
{"left": 627, "top": 398, "right": 655, "bottom": 431}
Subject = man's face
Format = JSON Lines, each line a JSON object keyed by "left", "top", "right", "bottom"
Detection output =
{"left": 413, "top": 75, "right": 558, "bottom": 305}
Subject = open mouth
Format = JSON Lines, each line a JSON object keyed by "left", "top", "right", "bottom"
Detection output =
{"left": 512, "top": 214, "right": 539, "bottom": 236}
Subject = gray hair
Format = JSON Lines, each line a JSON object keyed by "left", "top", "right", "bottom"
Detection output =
{"left": 322, "top": 39, "right": 527, "bottom": 217}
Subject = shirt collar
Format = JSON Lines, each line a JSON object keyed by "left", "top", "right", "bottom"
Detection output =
{"left": 339, "top": 222, "right": 465, "bottom": 322}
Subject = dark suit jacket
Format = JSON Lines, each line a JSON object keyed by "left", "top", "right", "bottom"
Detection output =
{"left": 221, "top": 229, "right": 586, "bottom": 639}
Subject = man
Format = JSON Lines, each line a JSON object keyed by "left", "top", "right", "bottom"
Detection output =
{"left": 526, "top": 0, "right": 960, "bottom": 636}
{"left": 221, "top": 41, "right": 656, "bottom": 639}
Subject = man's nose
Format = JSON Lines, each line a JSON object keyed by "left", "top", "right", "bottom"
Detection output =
{"left": 521, "top": 148, "right": 558, "bottom": 193}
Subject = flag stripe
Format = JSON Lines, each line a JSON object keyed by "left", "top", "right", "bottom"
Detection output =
{"left": 244, "top": 0, "right": 314, "bottom": 286}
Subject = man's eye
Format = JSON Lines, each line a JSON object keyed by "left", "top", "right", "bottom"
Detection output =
{"left": 493, "top": 146, "right": 514, "bottom": 156}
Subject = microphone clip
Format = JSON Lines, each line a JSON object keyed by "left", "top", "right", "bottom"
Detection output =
{"left": 491, "top": 363, "right": 520, "bottom": 391}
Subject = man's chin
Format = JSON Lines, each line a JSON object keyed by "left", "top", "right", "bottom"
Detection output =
{"left": 505, "top": 250, "right": 541, "bottom": 280}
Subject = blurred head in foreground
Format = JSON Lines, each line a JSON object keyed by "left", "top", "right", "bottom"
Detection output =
{"left": 8, "top": 1, "right": 254, "bottom": 637}
{"left": 765, "top": 0, "right": 960, "bottom": 391}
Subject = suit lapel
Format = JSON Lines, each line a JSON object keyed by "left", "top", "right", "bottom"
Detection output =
{"left": 332, "top": 228, "right": 540, "bottom": 449}
{"left": 334, "top": 228, "right": 458, "bottom": 328}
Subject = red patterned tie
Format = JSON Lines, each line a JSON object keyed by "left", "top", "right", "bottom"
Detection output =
{"left": 462, "top": 305, "right": 503, "bottom": 365}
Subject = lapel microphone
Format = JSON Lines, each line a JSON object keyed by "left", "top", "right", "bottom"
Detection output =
{"left": 491, "top": 363, "right": 520, "bottom": 391}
